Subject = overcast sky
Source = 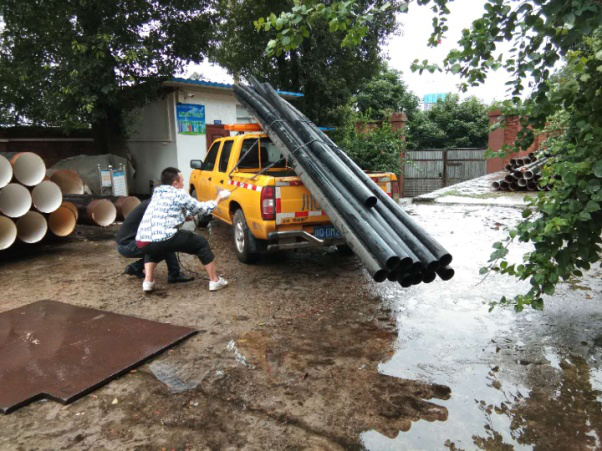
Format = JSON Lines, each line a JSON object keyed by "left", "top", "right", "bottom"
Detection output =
{"left": 184, "top": 0, "right": 515, "bottom": 104}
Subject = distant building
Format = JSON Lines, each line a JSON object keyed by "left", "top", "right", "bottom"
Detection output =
{"left": 422, "top": 93, "right": 447, "bottom": 111}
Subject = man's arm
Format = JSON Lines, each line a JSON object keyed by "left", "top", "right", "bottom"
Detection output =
{"left": 177, "top": 191, "right": 217, "bottom": 216}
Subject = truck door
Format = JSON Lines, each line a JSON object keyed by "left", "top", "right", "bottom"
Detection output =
{"left": 198, "top": 140, "right": 221, "bottom": 201}
{"left": 212, "top": 140, "right": 234, "bottom": 222}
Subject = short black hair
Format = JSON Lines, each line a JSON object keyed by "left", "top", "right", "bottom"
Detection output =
{"left": 161, "top": 167, "right": 181, "bottom": 185}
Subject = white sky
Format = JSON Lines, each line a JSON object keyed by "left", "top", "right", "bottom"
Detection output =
{"left": 183, "top": 0, "right": 515, "bottom": 104}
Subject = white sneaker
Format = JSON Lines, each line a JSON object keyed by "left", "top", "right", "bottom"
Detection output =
{"left": 142, "top": 280, "right": 155, "bottom": 292}
{"left": 209, "top": 277, "right": 228, "bottom": 291}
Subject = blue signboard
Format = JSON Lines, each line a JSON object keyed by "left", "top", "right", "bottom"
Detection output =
{"left": 213, "top": 120, "right": 222, "bottom": 125}
{"left": 177, "top": 103, "right": 206, "bottom": 135}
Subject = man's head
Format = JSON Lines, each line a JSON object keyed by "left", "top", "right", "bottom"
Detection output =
{"left": 161, "top": 167, "right": 184, "bottom": 189}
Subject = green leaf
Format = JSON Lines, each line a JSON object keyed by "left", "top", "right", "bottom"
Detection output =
{"left": 593, "top": 161, "right": 602, "bottom": 178}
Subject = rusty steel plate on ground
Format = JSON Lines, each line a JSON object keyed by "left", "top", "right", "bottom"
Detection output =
{"left": 0, "top": 300, "right": 196, "bottom": 413}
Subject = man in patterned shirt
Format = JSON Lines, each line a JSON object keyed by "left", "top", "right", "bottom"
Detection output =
{"left": 136, "top": 167, "right": 230, "bottom": 292}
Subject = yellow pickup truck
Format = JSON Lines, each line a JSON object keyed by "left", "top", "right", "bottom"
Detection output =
{"left": 189, "top": 131, "right": 399, "bottom": 263}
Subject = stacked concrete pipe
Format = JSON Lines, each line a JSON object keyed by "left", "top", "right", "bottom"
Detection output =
{"left": 0, "top": 152, "right": 46, "bottom": 186}
{"left": 0, "top": 215, "right": 17, "bottom": 250}
{"left": 0, "top": 155, "right": 13, "bottom": 189}
{"left": 46, "top": 169, "right": 85, "bottom": 195}
{"left": 491, "top": 154, "right": 550, "bottom": 192}
{"left": 0, "top": 152, "right": 80, "bottom": 250}
{"left": 16, "top": 211, "right": 48, "bottom": 244}
{"left": 62, "top": 195, "right": 118, "bottom": 227}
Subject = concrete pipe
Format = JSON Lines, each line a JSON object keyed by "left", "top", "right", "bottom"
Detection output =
{"left": 0, "top": 152, "right": 46, "bottom": 186}
{"left": 48, "top": 206, "right": 77, "bottom": 237}
{"left": 0, "top": 183, "right": 32, "bottom": 218}
{"left": 46, "top": 169, "right": 84, "bottom": 195}
{"left": 16, "top": 211, "right": 48, "bottom": 243}
{"left": 0, "top": 215, "right": 18, "bottom": 250}
{"left": 0, "top": 155, "right": 13, "bottom": 189}
{"left": 114, "top": 196, "right": 141, "bottom": 220}
{"left": 60, "top": 201, "right": 79, "bottom": 221}
{"left": 86, "top": 199, "right": 117, "bottom": 227}
{"left": 32, "top": 180, "right": 63, "bottom": 213}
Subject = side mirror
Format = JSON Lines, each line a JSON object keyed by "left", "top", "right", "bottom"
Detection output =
{"left": 190, "top": 159, "right": 203, "bottom": 169}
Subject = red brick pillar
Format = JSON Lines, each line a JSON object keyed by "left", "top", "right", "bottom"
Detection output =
{"left": 487, "top": 111, "right": 542, "bottom": 174}
{"left": 391, "top": 112, "right": 408, "bottom": 196}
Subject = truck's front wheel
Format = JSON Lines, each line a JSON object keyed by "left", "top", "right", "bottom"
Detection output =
{"left": 233, "top": 209, "right": 260, "bottom": 263}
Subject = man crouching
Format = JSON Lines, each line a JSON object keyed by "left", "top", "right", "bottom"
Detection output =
{"left": 135, "top": 167, "right": 229, "bottom": 292}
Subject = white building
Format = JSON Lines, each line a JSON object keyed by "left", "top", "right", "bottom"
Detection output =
{"left": 126, "top": 78, "right": 302, "bottom": 194}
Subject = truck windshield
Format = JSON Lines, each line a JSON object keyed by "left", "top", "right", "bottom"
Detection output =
{"left": 239, "top": 137, "right": 287, "bottom": 170}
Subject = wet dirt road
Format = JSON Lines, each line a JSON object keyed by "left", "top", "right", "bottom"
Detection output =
{"left": 0, "top": 202, "right": 600, "bottom": 450}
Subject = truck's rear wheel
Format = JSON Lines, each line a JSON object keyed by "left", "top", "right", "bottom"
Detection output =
{"left": 191, "top": 188, "right": 211, "bottom": 228}
{"left": 233, "top": 209, "right": 260, "bottom": 263}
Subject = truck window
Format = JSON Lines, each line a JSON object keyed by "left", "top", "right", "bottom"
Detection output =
{"left": 239, "top": 137, "right": 287, "bottom": 169}
{"left": 218, "top": 141, "right": 233, "bottom": 173}
{"left": 201, "top": 141, "right": 220, "bottom": 171}
{"left": 239, "top": 138, "right": 260, "bottom": 169}
{"left": 260, "top": 138, "right": 287, "bottom": 168}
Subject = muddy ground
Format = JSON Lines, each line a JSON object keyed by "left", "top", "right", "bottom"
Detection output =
{"left": 0, "top": 199, "right": 601, "bottom": 450}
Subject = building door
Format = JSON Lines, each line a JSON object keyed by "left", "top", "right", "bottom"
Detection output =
{"left": 206, "top": 124, "right": 229, "bottom": 149}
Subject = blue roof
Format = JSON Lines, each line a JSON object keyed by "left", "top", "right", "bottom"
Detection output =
{"left": 170, "top": 78, "right": 304, "bottom": 98}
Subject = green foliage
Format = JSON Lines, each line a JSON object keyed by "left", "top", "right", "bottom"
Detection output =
{"left": 337, "top": 121, "right": 406, "bottom": 173}
{"left": 253, "top": 0, "right": 397, "bottom": 56}
{"left": 263, "top": 0, "right": 602, "bottom": 311}
{"left": 481, "top": 32, "right": 602, "bottom": 311}
{"left": 0, "top": 0, "right": 214, "bottom": 142}
{"left": 354, "top": 64, "right": 420, "bottom": 121}
{"left": 406, "top": 94, "right": 489, "bottom": 149}
{"left": 212, "top": 0, "right": 398, "bottom": 129}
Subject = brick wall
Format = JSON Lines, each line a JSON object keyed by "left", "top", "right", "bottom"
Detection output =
{"left": 487, "top": 111, "right": 547, "bottom": 173}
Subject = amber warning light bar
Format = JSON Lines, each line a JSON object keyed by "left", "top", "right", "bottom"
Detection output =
{"left": 224, "top": 123, "right": 263, "bottom": 132}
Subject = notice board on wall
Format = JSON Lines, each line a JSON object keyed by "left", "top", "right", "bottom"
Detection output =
{"left": 177, "top": 103, "right": 206, "bottom": 135}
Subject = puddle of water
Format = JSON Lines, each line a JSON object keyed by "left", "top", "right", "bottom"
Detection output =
{"left": 361, "top": 204, "right": 602, "bottom": 450}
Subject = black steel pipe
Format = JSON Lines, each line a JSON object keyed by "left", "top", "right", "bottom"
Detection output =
{"left": 422, "top": 271, "right": 437, "bottom": 284}
{"left": 387, "top": 268, "right": 404, "bottom": 282}
{"left": 260, "top": 79, "right": 440, "bottom": 272}
{"left": 411, "top": 272, "right": 424, "bottom": 285}
{"left": 262, "top": 87, "right": 453, "bottom": 267}
{"left": 235, "top": 85, "right": 401, "bottom": 272}
{"left": 249, "top": 82, "right": 414, "bottom": 270}
{"left": 399, "top": 274, "right": 413, "bottom": 288}
{"left": 436, "top": 266, "right": 455, "bottom": 281}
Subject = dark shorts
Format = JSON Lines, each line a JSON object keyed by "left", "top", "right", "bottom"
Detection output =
{"left": 141, "top": 230, "right": 214, "bottom": 266}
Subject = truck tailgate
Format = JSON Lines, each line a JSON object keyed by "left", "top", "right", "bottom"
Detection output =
{"left": 275, "top": 177, "right": 329, "bottom": 226}
{"left": 274, "top": 173, "right": 393, "bottom": 226}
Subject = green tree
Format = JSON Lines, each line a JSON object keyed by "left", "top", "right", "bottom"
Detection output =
{"left": 407, "top": 94, "right": 489, "bottom": 149}
{"left": 354, "top": 64, "right": 420, "bottom": 120}
{"left": 338, "top": 121, "right": 406, "bottom": 173}
{"left": 212, "top": 0, "right": 400, "bottom": 129}
{"left": 261, "top": 0, "right": 602, "bottom": 310}
{"left": 0, "top": 0, "right": 215, "bottom": 152}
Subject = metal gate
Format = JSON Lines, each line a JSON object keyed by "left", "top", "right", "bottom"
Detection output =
{"left": 402, "top": 148, "right": 487, "bottom": 197}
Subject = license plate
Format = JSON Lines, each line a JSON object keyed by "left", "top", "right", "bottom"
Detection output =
{"left": 313, "top": 225, "right": 341, "bottom": 239}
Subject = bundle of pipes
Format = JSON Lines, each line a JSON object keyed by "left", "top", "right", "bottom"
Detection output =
{"left": 62, "top": 194, "right": 140, "bottom": 226}
{"left": 492, "top": 155, "right": 551, "bottom": 192}
{"left": 234, "top": 78, "right": 454, "bottom": 285}
{"left": 0, "top": 152, "right": 78, "bottom": 250}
